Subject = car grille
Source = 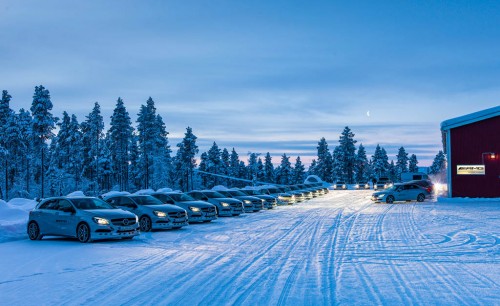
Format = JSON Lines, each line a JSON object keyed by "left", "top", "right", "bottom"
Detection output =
{"left": 230, "top": 203, "right": 241, "bottom": 208}
{"left": 201, "top": 207, "right": 215, "bottom": 213}
{"left": 168, "top": 212, "right": 186, "bottom": 218}
{"left": 111, "top": 218, "right": 137, "bottom": 226}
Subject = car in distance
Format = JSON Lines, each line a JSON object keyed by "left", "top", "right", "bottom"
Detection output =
{"left": 374, "top": 177, "right": 392, "bottom": 190}
{"left": 27, "top": 196, "right": 139, "bottom": 243}
{"left": 215, "top": 189, "right": 264, "bottom": 213}
{"left": 151, "top": 192, "right": 217, "bottom": 223}
{"left": 371, "top": 183, "right": 430, "bottom": 204}
{"left": 239, "top": 188, "right": 277, "bottom": 209}
{"left": 103, "top": 194, "right": 188, "bottom": 232}
{"left": 187, "top": 190, "right": 244, "bottom": 217}
{"left": 333, "top": 181, "right": 347, "bottom": 190}
{"left": 355, "top": 182, "right": 370, "bottom": 189}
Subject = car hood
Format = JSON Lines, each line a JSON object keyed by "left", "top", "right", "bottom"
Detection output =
{"left": 213, "top": 198, "right": 242, "bottom": 204}
{"left": 144, "top": 204, "right": 186, "bottom": 212}
{"left": 176, "top": 201, "right": 215, "bottom": 208}
{"left": 82, "top": 209, "right": 137, "bottom": 218}
{"left": 234, "top": 196, "right": 261, "bottom": 201}
{"left": 372, "top": 191, "right": 390, "bottom": 196}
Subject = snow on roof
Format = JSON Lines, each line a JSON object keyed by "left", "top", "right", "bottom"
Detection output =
{"left": 156, "top": 188, "right": 173, "bottom": 193}
{"left": 212, "top": 185, "right": 229, "bottom": 191}
{"left": 101, "top": 191, "right": 131, "bottom": 199}
{"left": 133, "top": 189, "right": 155, "bottom": 195}
{"left": 67, "top": 191, "right": 86, "bottom": 197}
{"left": 441, "top": 105, "right": 500, "bottom": 131}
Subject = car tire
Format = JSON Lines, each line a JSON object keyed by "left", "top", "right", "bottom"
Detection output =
{"left": 28, "top": 221, "right": 43, "bottom": 241}
{"left": 139, "top": 216, "right": 152, "bottom": 232}
{"left": 386, "top": 196, "right": 395, "bottom": 204}
{"left": 77, "top": 223, "right": 91, "bottom": 243}
{"left": 417, "top": 194, "right": 425, "bottom": 202}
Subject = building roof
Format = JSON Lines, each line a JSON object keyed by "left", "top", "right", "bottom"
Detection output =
{"left": 441, "top": 105, "right": 500, "bottom": 131}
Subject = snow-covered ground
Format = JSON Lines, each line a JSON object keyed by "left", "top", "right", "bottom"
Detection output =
{"left": 0, "top": 191, "right": 498, "bottom": 305}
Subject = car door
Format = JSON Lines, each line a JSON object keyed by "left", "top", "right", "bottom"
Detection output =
{"left": 53, "top": 199, "right": 78, "bottom": 236}
{"left": 36, "top": 199, "right": 59, "bottom": 235}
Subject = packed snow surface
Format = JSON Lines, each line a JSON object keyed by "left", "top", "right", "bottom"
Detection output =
{"left": 0, "top": 191, "right": 498, "bottom": 305}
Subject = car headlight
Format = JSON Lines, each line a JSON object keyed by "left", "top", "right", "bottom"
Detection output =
{"left": 154, "top": 211, "right": 167, "bottom": 218}
{"left": 221, "top": 202, "right": 230, "bottom": 207}
{"left": 378, "top": 194, "right": 385, "bottom": 198}
{"left": 93, "top": 217, "right": 109, "bottom": 225}
{"left": 342, "top": 184, "right": 346, "bottom": 188}
{"left": 374, "top": 185, "right": 378, "bottom": 189}
{"left": 135, "top": 215, "right": 139, "bottom": 223}
{"left": 333, "top": 185, "right": 337, "bottom": 188}
{"left": 355, "top": 184, "right": 359, "bottom": 188}
{"left": 189, "top": 206, "right": 201, "bottom": 212}
{"left": 261, "top": 199, "right": 265, "bottom": 203}
{"left": 244, "top": 200, "right": 251, "bottom": 204}
{"left": 365, "top": 184, "right": 369, "bottom": 188}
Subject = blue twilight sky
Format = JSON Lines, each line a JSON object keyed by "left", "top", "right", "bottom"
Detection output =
{"left": 1, "top": 1, "right": 499, "bottom": 166}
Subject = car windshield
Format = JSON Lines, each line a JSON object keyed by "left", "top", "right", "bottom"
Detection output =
{"left": 204, "top": 191, "right": 226, "bottom": 198}
{"left": 243, "top": 189, "right": 261, "bottom": 195}
{"left": 168, "top": 193, "right": 195, "bottom": 202}
{"left": 71, "top": 198, "right": 116, "bottom": 210}
{"left": 130, "top": 196, "right": 165, "bottom": 206}
{"left": 228, "top": 190, "right": 246, "bottom": 196}
{"left": 386, "top": 186, "right": 400, "bottom": 192}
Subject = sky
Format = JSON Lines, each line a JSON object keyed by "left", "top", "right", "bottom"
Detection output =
{"left": 1, "top": 0, "right": 499, "bottom": 166}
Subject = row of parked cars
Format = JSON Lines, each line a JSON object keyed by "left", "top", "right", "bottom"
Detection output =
{"left": 332, "top": 177, "right": 394, "bottom": 190}
{"left": 27, "top": 183, "right": 329, "bottom": 243}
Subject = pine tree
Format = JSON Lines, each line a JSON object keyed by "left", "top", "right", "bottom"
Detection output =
{"left": 229, "top": 148, "right": 241, "bottom": 179}
{"left": 175, "top": 127, "right": 198, "bottom": 191}
{"left": 30, "top": 85, "right": 56, "bottom": 197}
{"left": 388, "top": 160, "right": 397, "bottom": 182}
{"left": 331, "top": 146, "right": 343, "bottom": 181}
{"left": 339, "top": 126, "right": 357, "bottom": 183}
{"left": 82, "top": 102, "right": 104, "bottom": 193}
{"left": 292, "top": 156, "right": 306, "bottom": 184}
{"left": 316, "top": 138, "right": 333, "bottom": 182}
{"left": 430, "top": 151, "right": 447, "bottom": 175}
{"left": 247, "top": 153, "right": 260, "bottom": 182}
{"left": 256, "top": 158, "right": 265, "bottom": 183}
{"left": 18, "top": 109, "right": 33, "bottom": 194}
{"left": 372, "top": 144, "right": 389, "bottom": 179}
{"left": 409, "top": 154, "right": 419, "bottom": 172}
{"left": 308, "top": 159, "right": 317, "bottom": 176}
{"left": 109, "top": 97, "right": 133, "bottom": 191}
{"left": 198, "top": 152, "right": 209, "bottom": 188}
{"left": 220, "top": 148, "right": 230, "bottom": 186}
{"left": 354, "top": 144, "right": 368, "bottom": 182}
{"left": 395, "top": 146, "right": 409, "bottom": 182}
{"left": 275, "top": 154, "right": 292, "bottom": 185}
{"left": 263, "top": 152, "right": 275, "bottom": 183}
{"left": 0, "top": 90, "right": 14, "bottom": 199}
{"left": 206, "top": 142, "right": 222, "bottom": 188}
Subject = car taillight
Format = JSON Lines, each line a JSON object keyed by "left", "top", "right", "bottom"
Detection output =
{"left": 426, "top": 187, "right": 432, "bottom": 193}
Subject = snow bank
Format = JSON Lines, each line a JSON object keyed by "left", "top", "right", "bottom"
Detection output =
{"left": 0, "top": 198, "right": 37, "bottom": 243}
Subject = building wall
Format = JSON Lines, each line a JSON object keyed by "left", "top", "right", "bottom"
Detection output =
{"left": 450, "top": 115, "right": 500, "bottom": 197}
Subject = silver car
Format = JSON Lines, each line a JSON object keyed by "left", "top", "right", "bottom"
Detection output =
{"left": 258, "top": 187, "right": 296, "bottom": 205}
{"left": 187, "top": 190, "right": 243, "bottom": 217}
{"left": 216, "top": 189, "right": 264, "bottom": 212}
{"left": 371, "top": 183, "right": 430, "bottom": 204}
{"left": 151, "top": 192, "right": 217, "bottom": 223}
{"left": 104, "top": 195, "right": 188, "bottom": 231}
{"left": 239, "top": 188, "right": 277, "bottom": 209}
{"left": 27, "top": 196, "right": 140, "bottom": 243}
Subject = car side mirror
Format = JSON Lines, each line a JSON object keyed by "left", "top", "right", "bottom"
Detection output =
{"left": 203, "top": 197, "right": 208, "bottom": 201}
{"left": 132, "top": 204, "right": 138, "bottom": 209}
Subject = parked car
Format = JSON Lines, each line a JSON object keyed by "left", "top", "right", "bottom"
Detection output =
{"left": 187, "top": 190, "right": 243, "bottom": 216}
{"left": 374, "top": 177, "right": 393, "bottom": 190}
{"left": 151, "top": 192, "right": 217, "bottom": 223}
{"left": 279, "top": 186, "right": 307, "bottom": 202}
{"left": 258, "top": 187, "right": 296, "bottom": 205}
{"left": 333, "top": 181, "right": 347, "bottom": 190}
{"left": 103, "top": 194, "right": 188, "bottom": 232}
{"left": 371, "top": 183, "right": 430, "bottom": 203}
{"left": 27, "top": 196, "right": 139, "bottom": 243}
{"left": 406, "top": 179, "right": 434, "bottom": 194}
{"left": 216, "top": 189, "right": 264, "bottom": 212}
{"left": 239, "top": 188, "right": 277, "bottom": 209}
{"left": 355, "top": 182, "right": 370, "bottom": 189}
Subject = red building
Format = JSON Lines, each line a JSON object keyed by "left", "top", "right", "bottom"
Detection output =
{"left": 441, "top": 106, "right": 500, "bottom": 198}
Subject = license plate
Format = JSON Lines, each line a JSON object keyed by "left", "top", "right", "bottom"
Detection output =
{"left": 174, "top": 218, "right": 186, "bottom": 223}
{"left": 119, "top": 226, "right": 134, "bottom": 231}
{"left": 206, "top": 213, "right": 215, "bottom": 217}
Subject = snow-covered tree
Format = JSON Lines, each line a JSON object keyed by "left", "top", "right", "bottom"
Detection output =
{"left": 429, "top": 151, "right": 447, "bottom": 175}
{"left": 292, "top": 156, "right": 306, "bottom": 184}
{"left": 174, "top": 127, "right": 198, "bottom": 191}
{"left": 331, "top": 146, "right": 344, "bottom": 181}
{"left": 409, "top": 154, "right": 419, "bottom": 173}
{"left": 247, "top": 152, "right": 260, "bottom": 182}
{"left": 82, "top": 102, "right": 105, "bottom": 193}
{"left": 372, "top": 144, "right": 389, "bottom": 178}
{"left": 263, "top": 152, "right": 275, "bottom": 183}
{"left": 395, "top": 146, "right": 409, "bottom": 182}
{"left": 109, "top": 97, "right": 133, "bottom": 191}
{"left": 354, "top": 144, "right": 368, "bottom": 182}
{"left": 275, "top": 154, "right": 292, "bottom": 185}
{"left": 316, "top": 138, "right": 333, "bottom": 182}
{"left": 205, "top": 142, "right": 222, "bottom": 188}
{"left": 30, "top": 85, "right": 56, "bottom": 197}
{"left": 388, "top": 160, "right": 397, "bottom": 182}
{"left": 339, "top": 126, "right": 357, "bottom": 183}
{"left": 220, "top": 148, "right": 230, "bottom": 187}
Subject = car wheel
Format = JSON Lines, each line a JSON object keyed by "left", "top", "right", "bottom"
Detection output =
{"left": 417, "top": 194, "right": 425, "bottom": 202}
{"left": 386, "top": 196, "right": 395, "bottom": 204}
{"left": 28, "top": 221, "right": 43, "bottom": 241}
{"left": 77, "top": 223, "right": 91, "bottom": 243}
{"left": 139, "top": 216, "right": 152, "bottom": 232}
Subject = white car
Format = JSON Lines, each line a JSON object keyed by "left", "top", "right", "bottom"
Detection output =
{"left": 371, "top": 183, "right": 430, "bottom": 204}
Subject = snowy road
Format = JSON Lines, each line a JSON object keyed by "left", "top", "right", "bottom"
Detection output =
{"left": 1, "top": 191, "right": 499, "bottom": 305}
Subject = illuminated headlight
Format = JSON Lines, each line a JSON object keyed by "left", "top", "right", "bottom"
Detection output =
{"left": 355, "top": 184, "right": 359, "bottom": 188}
{"left": 244, "top": 200, "right": 252, "bottom": 204}
{"left": 154, "top": 211, "right": 167, "bottom": 218}
{"left": 333, "top": 185, "right": 337, "bottom": 188}
{"left": 221, "top": 202, "right": 230, "bottom": 207}
{"left": 374, "top": 185, "right": 378, "bottom": 189}
{"left": 342, "top": 184, "right": 346, "bottom": 188}
{"left": 365, "top": 184, "right": 369, "bottom": 188}
{"left": 189, "top": 206, "right": 201, "bottom": 212}
{"left": 378, "top": 194, "right": 385, "bottom": 198}
{"left": 261, "top": 200, "right": 265, "bottom": 204}
{"left": 92, "top": 217, "right": 109, "bottom": 225}
{"left": 135, "top": 215, "right": 139, "bottom": 223}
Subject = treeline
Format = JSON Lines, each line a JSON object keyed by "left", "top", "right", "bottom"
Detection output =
{"left": 0, "top": 86, "right": 447, "bottom": 200}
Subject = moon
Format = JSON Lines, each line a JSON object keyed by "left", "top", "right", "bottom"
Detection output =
{"left": 366, "top": 110, "right": 370, "bottom": 117}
